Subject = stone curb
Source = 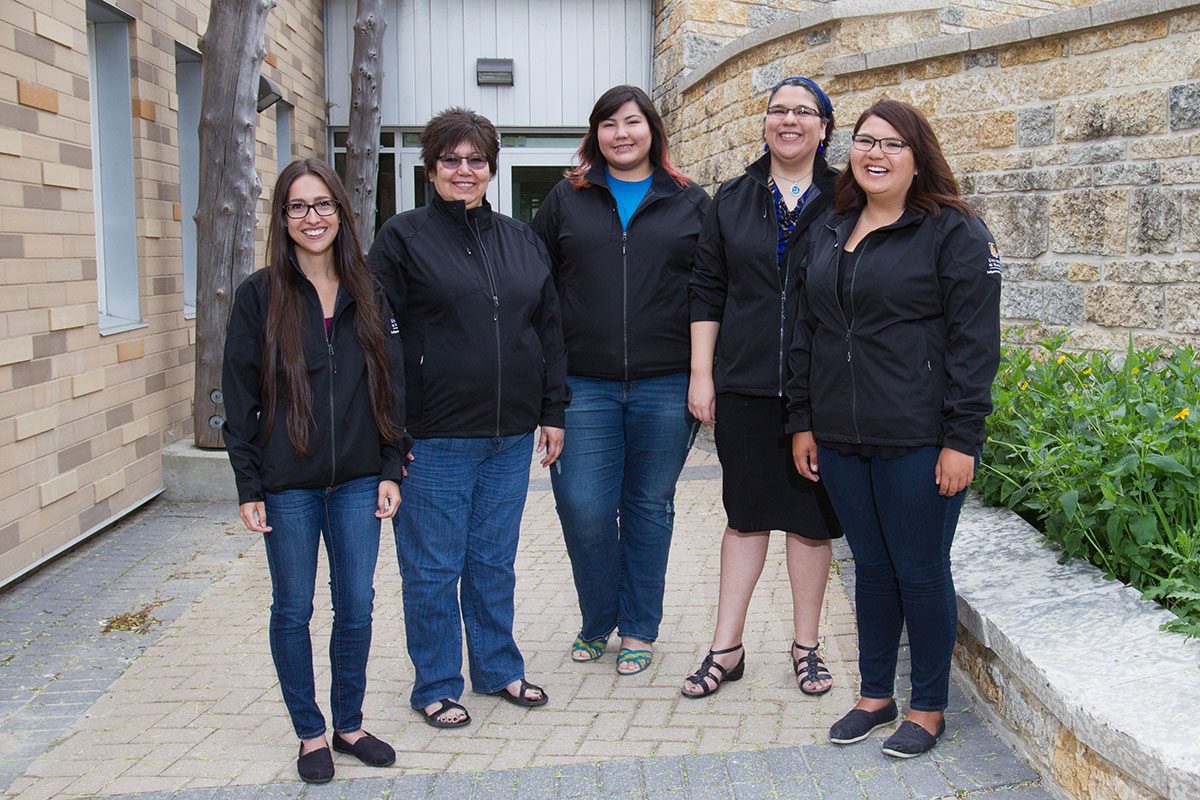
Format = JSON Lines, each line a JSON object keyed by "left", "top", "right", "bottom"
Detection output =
{"left": 952, "top": 499, "right": 1200, "bottom": 799}
{"left": 677, "top": 0, "right": 945, "bottom": 93}
{"left": 824, "top": 0, "right": 1200, "bottom": 77}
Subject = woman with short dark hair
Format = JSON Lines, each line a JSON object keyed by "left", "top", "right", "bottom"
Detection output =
{"left": 369, "top": 107, "right": 568, "bottom": 728}
{"left": 789, "top": 99, "right": 1002, "bottom": 757}
{"left": 531, "top": 86, "right": 709, "bottom": 676}
{"left": 684, "top": 76, "right": 844, "bottom": 698}
{"left": 222, "top": 159, "right": 407, "bottom": 783}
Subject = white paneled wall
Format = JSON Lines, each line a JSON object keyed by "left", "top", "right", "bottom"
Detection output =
{"left": 325, "top": 0, "right": 653, "bottom": 128}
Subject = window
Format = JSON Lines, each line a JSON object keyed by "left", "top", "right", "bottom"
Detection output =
{"left": 87, "top": 0, "right": 141, "bottom": 333}
{"left": 276, "top": 101, "right": 293, "bottom": 172}
{"left": 175, "top": 44, "right": 201, "bottom": 318}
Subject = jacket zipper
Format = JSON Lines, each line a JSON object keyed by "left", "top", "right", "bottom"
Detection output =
{"left": 467, "top": 218, "right": 503, "bottom": 437}
{"left": 777, "top": 244, "right": 792, "bottom": 397}
{"left": 621, "top": 229, "right": 629, "bottom": 381}
{"left": 840, "top": 233, "right": 869, "bottom": 445}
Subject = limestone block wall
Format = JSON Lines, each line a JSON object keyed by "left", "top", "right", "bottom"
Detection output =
{"left": 667, "top": 0, "right": 1200, "bottom": 351}
{"left": 0, "top": 0, "right": 327, "bottom": 586}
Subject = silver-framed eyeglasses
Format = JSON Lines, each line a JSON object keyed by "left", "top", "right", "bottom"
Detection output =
{"left": 766, "top": 104, "right": 823, "bottom": 120}
{"left": 438, "top": 154, "right": 489, "bottom": 170}
{"left": 284, "top": 199, "right": 338, "bottom": 219}
{"left": 851, "top": 134, "right": 909, "bottom": 155}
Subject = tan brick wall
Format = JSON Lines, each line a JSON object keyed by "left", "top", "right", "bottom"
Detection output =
{"left": 666, "top": 5, "right": 1200, "bottom": 352}
{"left": 0, "top": 0, "right": 327, "bottom": 585}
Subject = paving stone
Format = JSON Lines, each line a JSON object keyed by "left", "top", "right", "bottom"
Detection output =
{"left": 427, "top": 770, "right": 475, "bottom": 799}
{"left": 556, "top": 762, "right": 600, "bottom": 797}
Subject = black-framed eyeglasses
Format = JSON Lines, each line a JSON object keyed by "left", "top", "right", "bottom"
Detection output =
{"left": 438, "top": 154, "right": 489, "bottom": 170}
{"left": 851, "top": 134, "right": 909, "bottom": 155}
{"left": 283, "top": 199, "right": 339, "bottom": 219}
{"left": 766, "top": 104, "right": 823, "bottom": 120}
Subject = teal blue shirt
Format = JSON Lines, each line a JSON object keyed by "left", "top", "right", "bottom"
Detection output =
{"left": 606, "top": 170, "right": 652, "bottom": 230}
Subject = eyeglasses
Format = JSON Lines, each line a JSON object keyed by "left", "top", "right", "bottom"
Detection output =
{"left": 766, "top": 104, "right": 823, "bottom": 120}
{"left": 438, "top": 154, "right": 489, "bottom": 170}
{"left": 284, "top": 199, "right": 338, "bottom": 219}
{"left": 851, "top": 134, "right": 909, "bottom": 155}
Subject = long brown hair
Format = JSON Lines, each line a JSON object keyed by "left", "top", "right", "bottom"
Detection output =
{"left": 566, "top": 85, "right": 690, "bottom": 189}
{"left": 834, "top": 100, "right": 975, "bottom": 217}
{"left": 261, "top": 158, "right": 399, "bottom": 455}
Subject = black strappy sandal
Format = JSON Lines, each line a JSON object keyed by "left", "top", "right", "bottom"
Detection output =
{"left": 419, "top": 698, "right": 471, "bottom": 728}
{"left": 681, "top": 644, "right": 745, "bottom": 698}
{"left": 489, "top": 678, "right": 548, "bottom": 707}
{"left": 792, "top": 641, "right": 833, "bottom": 696}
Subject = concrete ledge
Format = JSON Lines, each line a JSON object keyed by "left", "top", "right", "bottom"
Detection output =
{"left": 161, "top": 437, "right": 238, "bottom": 503}
{"left": 824, "top": 0, "right": 1200, "bottom": 77}
{"left": 678, "top": 0, "right": 945, "bottom": 93}
{"left": 952, "top": 499, "right": 1200, "bottom": 799}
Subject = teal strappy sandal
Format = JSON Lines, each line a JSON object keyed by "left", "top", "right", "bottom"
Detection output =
{"left": 615, "top": 647, "right": 653, "bottom": 675}
{"left": 570, "top": 634, "right": 608, "bottom": 662}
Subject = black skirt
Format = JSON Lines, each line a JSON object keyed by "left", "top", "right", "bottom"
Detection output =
{"left": 714, "top": 393, "right": 843, "bottom": 538}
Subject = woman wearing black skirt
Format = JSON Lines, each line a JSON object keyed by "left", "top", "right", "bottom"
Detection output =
{"left": 683, "top": 76, "right": 843, "bottom": 698}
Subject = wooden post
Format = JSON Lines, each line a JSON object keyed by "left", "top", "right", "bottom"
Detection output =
{"left": 192, "top": 0, "right": 274, "bottom": 448}
{"left": 345, "top": 0, "right": 387, "bottom": 247}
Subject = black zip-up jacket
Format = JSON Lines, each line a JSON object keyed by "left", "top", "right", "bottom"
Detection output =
{"left": 221, "top": 266, "right": 410, "bottom": 505}
{"left": 531, "top": 164, "right": 710, "bottom": 380}
{"left": 785, "top": 206, "right": 1002, "bottom": 454}
{"left": 689, "top": 153, "right": 839, "bottom": 397}
{"left": 367, "top": 195, "right": 569, "bottom": 438}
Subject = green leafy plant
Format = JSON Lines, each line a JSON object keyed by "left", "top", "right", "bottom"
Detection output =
{"left": 977, "top": 332, "right": 1200, "bottom": 637}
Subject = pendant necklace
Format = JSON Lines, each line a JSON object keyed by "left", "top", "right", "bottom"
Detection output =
{"left": 772, "top": 172, "right": 810, "bottom": 197}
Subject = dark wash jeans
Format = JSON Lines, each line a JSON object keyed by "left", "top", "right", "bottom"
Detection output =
{"left": 262, "top": 474, "right": 381, "bottom": 739}
{"left": 393, "top": 433, "right": 534, "bottom": 709}
{"left": 551, "top": 373, "right": 697, "bottom": 644}
{"left": 817, "top": 446, "right": 972, "bottom": 712}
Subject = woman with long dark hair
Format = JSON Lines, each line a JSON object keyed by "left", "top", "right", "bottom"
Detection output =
{"left": 222, "top": 159, "right": 408, "bottom": 783}
{"left": 368, "top": 108, "right": 568, "bottom": 728}
{"left": 789, "top": 100, "right": 1001, "bottom": 757}
{"left": 683, "top": 76, "right": 843, "bottom": 698}
{"left": 531, "top": 85, "right": 709, "bottom": 675}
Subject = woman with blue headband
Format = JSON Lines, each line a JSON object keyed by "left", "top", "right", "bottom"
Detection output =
{"left": 684, "top": 76, "right": 844, "bottom": 698}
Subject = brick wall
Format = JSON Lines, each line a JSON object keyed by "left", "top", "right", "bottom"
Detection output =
{"left": 666, "top": 1, "right": 1200, "bottom": 351}
{"left": 0, "top": 0, "right": 327, "bottom": 586}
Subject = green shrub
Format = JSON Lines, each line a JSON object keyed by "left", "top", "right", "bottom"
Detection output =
{"left": 977, "top": 332, "right": 1200, "bottom": 637}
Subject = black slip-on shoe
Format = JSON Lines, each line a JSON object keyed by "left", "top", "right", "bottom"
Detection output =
{"left": 828, "top": 700, "right": 899, "bottom": 744}
{"left": 296, "top": 744, "right": 334, "bottom": 784}
{"left": 881, "top": 718, "right": 946, "bottom": 758}
{"left": 332, "top": 731, "right": 396, "bottom": 767}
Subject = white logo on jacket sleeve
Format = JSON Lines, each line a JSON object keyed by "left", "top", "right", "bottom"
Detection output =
{"left": 986, "top": 241, "right": 1003, "bottom": 276}
{"left": 389, "top": 317, "right": 400, "bottom": 335}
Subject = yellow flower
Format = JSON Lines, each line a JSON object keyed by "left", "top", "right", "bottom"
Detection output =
{"left": 1081, "top": 367, "right": 1092, "bottom": 376}
{"left": 1173, "top": 408, "right": 1191, "bottom": 421}
{"left": 1131, "top": 367, "right": 1140, "bottom": 376}
{"left": 1019, "top": 381, "right": 1029, "bottom": 391}
{"left": 1056, "top": 354, "right": 1066, "bottom": 364}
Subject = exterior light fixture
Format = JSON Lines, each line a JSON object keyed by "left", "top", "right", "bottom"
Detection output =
{"left": 257, "top": 75, "right": 283, "bottom": 112}
{"left": 476, "top": 58, "right": 514, "bottom": 86}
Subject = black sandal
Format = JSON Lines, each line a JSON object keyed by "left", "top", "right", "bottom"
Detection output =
{"left": 489, "top": 678, "right": 548, "bottom": 707}
{"left": 681, "top": 644, "right": 745, "bottom": 698}
{"left": 792, "top": 641, "right": 833, "bottom": 696}
{"left": 419, "top": 698, "right": 471, "bottom": 729}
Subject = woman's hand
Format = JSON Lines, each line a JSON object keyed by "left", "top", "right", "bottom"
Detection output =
{"left": 239, "top": 501, "right": 272, "bottom": 533}
{"left": 687, "top": 373, "right": 716, "bottom": 424}
{"left": 791, "top": 431, "right": 820, "bottom": 482}
{"left": 935, "top": 447, "right": 975, "bottom": 496}
{"left": 376, "top": 480, "right": 401, "bottom": 519}
{"left": 538, "top": 426, "right": 565, "bottom": 467}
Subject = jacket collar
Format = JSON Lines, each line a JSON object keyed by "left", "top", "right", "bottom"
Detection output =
{"left": 287, "top": 249, "right": 351, "bottom": 318}
{"left": 584, "top": 161, "right": 683, "bottom": 199}
{"left": 746, "top": 151, "right": 839, "bottom": 192}
{"left": 827, "top": 207, "right": 926, "bottom": 240}
{"left": 431, "top": 193, "right": 495, "bottom": 231}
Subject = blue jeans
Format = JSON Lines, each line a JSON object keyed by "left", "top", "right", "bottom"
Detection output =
{"left": 551, "top": 373, "right": 697, "bottom": 643}
{"left": 817, "top": 446, "right": 972, "bottom": 712}
{"left": 394, "top": 433, "right": 533, "bottom": 708}
{"left": 262, "top": 474, "right": 382, "bottom": 739}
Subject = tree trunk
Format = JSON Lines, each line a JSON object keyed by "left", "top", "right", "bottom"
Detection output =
{"left": 345, "top": 0, "right": 387, "bottom": 247}
{"left": 193, "top": 0, "right": 274, "bottom": 448}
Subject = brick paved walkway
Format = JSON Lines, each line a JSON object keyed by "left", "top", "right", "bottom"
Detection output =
{"left": 0, "top": 440, "right": 1051, "bottom": 799}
